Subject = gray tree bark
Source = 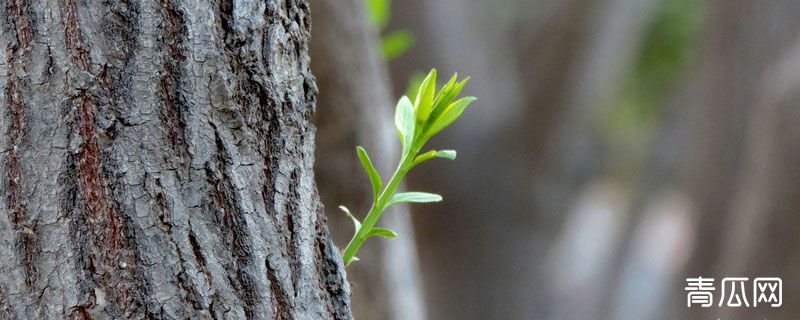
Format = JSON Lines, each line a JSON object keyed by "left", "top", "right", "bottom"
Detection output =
{"left": 0, "top": 0, "right": 352, "bottom": 319}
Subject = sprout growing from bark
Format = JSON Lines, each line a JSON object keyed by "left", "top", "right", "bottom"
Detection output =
{"left": 340, "top": 69, "right": 474, "bottom": 266}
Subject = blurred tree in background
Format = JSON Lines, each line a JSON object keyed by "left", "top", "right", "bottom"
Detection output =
{"left": 310, "top": 0, "right": 424, "bottom": 319}
{"left": 312, "top": 0, "right": 800, "bottom": 319}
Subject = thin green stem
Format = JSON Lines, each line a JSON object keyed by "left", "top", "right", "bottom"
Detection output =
{"left": 342, "top": 151, "right": 416, "bottom": 266}
{"left": 340, "top": 70, "right": 472, "bottom": 267}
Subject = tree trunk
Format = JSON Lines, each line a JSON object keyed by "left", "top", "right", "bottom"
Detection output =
{"left": 0, "top": 1, "right": 352, "bottom": 319}
{"left": 677, "top": 1, "right": 800, "bottom": 318}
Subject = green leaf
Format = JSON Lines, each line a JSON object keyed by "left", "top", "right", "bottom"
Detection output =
{"left": 382, "top": 30, "right": 413, "bottom": 60}
{"left": 435, "top": 150, "right": 457, "bottom": 160}
{"left": 414, "top": 69, "right": 437, "bottom": 123}
{"left": 366, "top": 227, "right": 398, "bottom": 238}
{"left": 356, "top": 146, "right": 382, "bottom": 199}
{"left": 412, "top": 150, "right": 437, "bottom": 166}
{"left": 339, "top": 205, "right": 361, "bottom": 233}
{"left": 364, "top": 0, "right": 390, "bottom": 30}
{"left": 405, "top": 72, "right": 426, "bottom": 101}
{"left": 429, "top": 77, "right": 469, "bottom": 121}
{"left": 412, "top": 149, "right": 457, "bottom": 166}
{"left": 394, "top": 96, "right": 415, "bottom": 155}
{"left": 431, "top": 74, "right": 458, "bottom": 109}
{"left": 424, "top": 96, "right": 475, "bottom": 140}
{"left": 387, "top": 191, "right": 442, "bottom": 207}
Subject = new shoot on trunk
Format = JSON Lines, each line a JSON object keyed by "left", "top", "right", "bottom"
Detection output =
{"left": 340, "top": 69, "right": 475, "bottom": 266}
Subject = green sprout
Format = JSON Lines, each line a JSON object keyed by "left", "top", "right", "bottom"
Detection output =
{"left": 340, "top": 69, "right": 475, "bottom": 266}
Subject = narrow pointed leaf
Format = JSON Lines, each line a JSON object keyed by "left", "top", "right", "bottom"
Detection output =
{"left": 394, "top": 96, "right": 415, "bottom": 154}
{"left": 429, "top": 77, "right": 469, "bottom": 122}
{"left": 387, "top": 191, "right": 442, "bottom": 207}
{"left": 425, "top": 96, "right": 475, "bottom": 139}
{"left": 339, "top": 205, "right": 361, "bottom": 233}
{"left": 414, "top": 69, "right": 437, "bottom": 122}
{"left": 356, "top": 146, "right": 382, "bottom": 199}
{"left": 366, "top": 227, "right": 398, "bottom": 238}
{"left": 431, "top": 74, "right": 459, "bottom": 112}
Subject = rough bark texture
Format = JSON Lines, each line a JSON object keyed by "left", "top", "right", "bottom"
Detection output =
{"left": 0, "top": 0, "right": 352, "bottom": 319}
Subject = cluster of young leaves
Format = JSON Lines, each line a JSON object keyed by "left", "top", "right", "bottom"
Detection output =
{"left": 341, "top": 69, "right": 475, "bottom": 266}
{"left": 364, "top": 0, "right": 414, "bottom": 60}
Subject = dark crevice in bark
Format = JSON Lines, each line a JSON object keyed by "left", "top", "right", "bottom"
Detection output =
{"left": 206, "top": 130, "right": 260, "bottom": 319}
{"left": 174, "top": 267, "right": 203, "bottom": 311}
{"left": 187, "top": 230, "right": 211, "bottom": 281}
{"left": 19, "top": 227, "right": 37, "bottom": 288}
{"left": 158, "top": 0, "right": 189, "bottom": 159}
{"left": 76, "top": 91, "right": 122, "bottom": 256}
{"left": 62, "top": 152, "right": 97, "bottom": 316}
{"left": 6, "top": 0, "right": 33, "bottom": 48}
{"left": 217, "top": 0, "right": 236, "bottom": 48}
{"left": 285, "top": 169, "right": 301, "bottom": 289}
{"left": 61, "top": 0, "right": 148, "bottom": 316}
{"left": 155, "top": 192, "right": 172, "bottom": 233}
{"left": 62, "top": 0, "right": 90, "bottom": 70}
{"left": 72, "top": 306, "right": 93, "bottom": 320}
{"left": 289, "top": 0, "right": 311, "bottom": 34}
{"left": 151, "top": 174, "right": 207, "bottom": 314}
{"left": 5, "top": 76, "right": 24, "bottom": 228}
{"left": 260, "top": 105, "right": 282, "bottom": 234}
{"left": 5, "top": 0, "right": 36, "bottom": 298}
{"left": 266, "top": 260, "right": 290, "bottom": 320}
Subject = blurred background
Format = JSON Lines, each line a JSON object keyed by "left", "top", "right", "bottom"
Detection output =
{"left": 309, "top": 0, "right": 800, "bottom": 319}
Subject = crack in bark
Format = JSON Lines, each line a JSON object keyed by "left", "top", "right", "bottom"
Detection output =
{"left": 5, "top": 71, "right": 24, "bottom": 228}
{"left": 6, "top": 0, "right": 33, "bottom": 49}
{"left": 158, "top": 0, "right": 189, "bottom": 158}
{"left": 285, "top": 169, "right": 301, "bottom": 289}
{"left": 266, "top": 260, "right": 290, "bottom": 320}
{"left": 204, "top": 131, "right": 261, "bottom": 319}
{"left": 5, "top": 0, "right": 37, "bottom": 296}
{"left": 72, "top": 306, "right": 94, "bottom": 320}
{"left": 61, "top": 1, "right": 147, "bottom": 316}
{"left": 20, "top": 227, "right": 37, "bottom": 288}
{"left": 187, "top": 231, "right": 209, "bottom": 277}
